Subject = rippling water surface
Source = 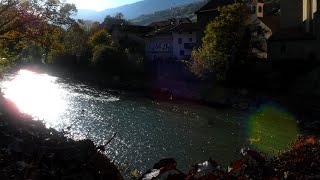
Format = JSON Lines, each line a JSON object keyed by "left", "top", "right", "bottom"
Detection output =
{"left": 1, "top": 69, "right": 251, "bottom": 176}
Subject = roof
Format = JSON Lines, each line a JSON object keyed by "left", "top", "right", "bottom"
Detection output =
{"left": 268, "top": 28, "right": 316, "bottom": 41}
{"left": 148, "top": 18, "right": 191, "bottom": 28}
{"left": 170, "top": 23, "right": 200, "bottom": 32}
{"left": 109, "top": 24, "right": 153, "bottom": 34}
{"left": 195, "top": 0, "right": 236, "bottom": 14}
{"left": 258, "top": 15, "right": 280, "bottom": 33}
{"left": 145, "top": 21, "right": 198, "bottom": 37}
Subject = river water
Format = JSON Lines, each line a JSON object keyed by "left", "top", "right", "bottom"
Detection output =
{"left": 0, "top": 68, "right": 299, "bottom": 177}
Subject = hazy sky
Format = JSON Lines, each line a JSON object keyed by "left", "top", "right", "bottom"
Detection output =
{"left": 67, "top": 0, "right": 142, "bottom": 11}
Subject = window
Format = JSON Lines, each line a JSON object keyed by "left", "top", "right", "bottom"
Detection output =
{"left": 162, "top": 43, "right": 169, "bottom": 48}
{"left": 180, "top": 50, "right": 185, "bottom": 56}
{"left": 189, "top": 38, "right": 192, "bottom": 42}
{"left": 178, "top": 38, "right": 182, "bottom": 44}
{"left": 258, "top": 6, "right": 262, "bottom": 13}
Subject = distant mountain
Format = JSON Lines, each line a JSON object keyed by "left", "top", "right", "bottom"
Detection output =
{"left": 130, "top": 0, "right": 279, "bottom": 26}
{"left": 73, "top": 0, "right": 205, "bottom": 22}
{"left": 73, "top": 9, "right": 100, "bottom": 21}
{"left": 130, "top": 1, "right": 208, "bottom": 26}
{"left": 73, "top": 0, "right": 280, "bottom": 23}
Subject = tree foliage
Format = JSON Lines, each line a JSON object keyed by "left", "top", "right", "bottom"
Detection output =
{"left": 0, "top": 0, "right": 77, "bottom": 64}
{"left": 190, "top": 3, "right": 251, "bottom": 82}
{"left": 87, "top": 29, "right": 111, "bottom": 48}
{"left": 102, "top": 14, "right": 128, "bottom": 31}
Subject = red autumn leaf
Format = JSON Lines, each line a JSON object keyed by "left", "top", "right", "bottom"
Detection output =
{"left": 230, "top": 160, "right": 244, "bottom": 170}
{"left": 305, "top": 136, "right": 316, "bottom": 145}
{"left": 293, "top": 140, "right": 305, "bottom": 148}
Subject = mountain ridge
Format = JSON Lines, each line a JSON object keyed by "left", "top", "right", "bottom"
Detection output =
{"left": 73, "top": 0, "right": 204, "bottom": 22}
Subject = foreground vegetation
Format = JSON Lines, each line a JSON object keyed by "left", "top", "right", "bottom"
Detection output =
{"left": 137, "top": 137, "right": 320, "bottom": 179}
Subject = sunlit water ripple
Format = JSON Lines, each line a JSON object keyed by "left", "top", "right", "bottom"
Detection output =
{"left": 1, "top": 69, "right": 251, "bottom": 177}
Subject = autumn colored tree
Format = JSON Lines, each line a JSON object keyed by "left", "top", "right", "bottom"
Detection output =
{"left": 0, "top": 0, "right": 77, "bottom": 61}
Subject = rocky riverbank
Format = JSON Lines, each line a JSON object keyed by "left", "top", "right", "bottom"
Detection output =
{"left": 0, "top": 97, "right": 123, "bottom": 180}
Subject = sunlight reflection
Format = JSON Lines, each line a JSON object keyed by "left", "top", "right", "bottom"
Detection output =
{"left": 1, "top": 69, "right": 67, "bottom": 127}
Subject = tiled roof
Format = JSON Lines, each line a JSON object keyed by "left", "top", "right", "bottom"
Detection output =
{"left": 170, "top": 23, "right": 200, "bottom": 32}
{"left": 195, "top": 0, "right": 236, "bottom": 14}
{"left": 109, "top": 24, "right": 153, "bottom": 34}
{"left": 148, "top": 18, "right": 191, "bottom": 28}
{"left": 145, "top": 18, "right": 196, "bottom": 37}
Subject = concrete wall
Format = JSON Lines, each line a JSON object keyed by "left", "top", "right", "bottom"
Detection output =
{"left": 280, "top": 0, "right": 303, "bottom": 29}
{"left": 145, "top": 35, "right": 173, "bottom": 61}
{"left": 172, "top": 32, "right": 198, "bottom": 60}
{"left": 268, "top": 40, "right": 320, "bottom": 61}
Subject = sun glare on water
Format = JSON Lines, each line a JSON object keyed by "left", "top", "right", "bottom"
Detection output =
{"left": 1, "top": 69, "right": 66, "bottom": 126}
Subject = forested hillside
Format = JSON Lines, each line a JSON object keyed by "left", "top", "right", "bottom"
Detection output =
{"left": 130, "top": 1, "right": 208, "bottom": 25}
{"left": 130, "top": 0, "right": 279, "bottom": 26}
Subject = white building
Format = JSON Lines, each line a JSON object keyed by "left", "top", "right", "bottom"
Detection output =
{"left": 145, "top": 18, "right": 199, "bottom": 61}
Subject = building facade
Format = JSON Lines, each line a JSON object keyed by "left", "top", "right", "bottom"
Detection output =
{"left": 268, "top": 0, "right": 320, "bottom": 61}
{"left": 145, "top": 19, "right": 199, "bottom": 61}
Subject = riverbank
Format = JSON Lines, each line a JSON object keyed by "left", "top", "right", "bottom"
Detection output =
{"left": 0, "top": 97, "right": 123, "bottom": 180}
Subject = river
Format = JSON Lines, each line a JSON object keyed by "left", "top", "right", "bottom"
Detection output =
{"left": 0, "top": 68, "right": 299, "bottom": 177}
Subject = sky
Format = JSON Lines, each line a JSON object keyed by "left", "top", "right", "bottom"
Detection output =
{"left": 66, "top": 0, "right": 142, "bottom": 11}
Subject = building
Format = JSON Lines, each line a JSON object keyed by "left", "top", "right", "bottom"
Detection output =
{"left": 195, "top": 0, "right": 280, "bottom": 58}
{"left": 247, "top": 0, "right": 281, "bottom": 58}
{"left": 195, "top": 0, "right": 236, "bottom": 31}
{"left": 268, "top": 0, "right": 320, "bottom": 61}
{"left": 145, "top": 18, "right": 199, "bottom": 61}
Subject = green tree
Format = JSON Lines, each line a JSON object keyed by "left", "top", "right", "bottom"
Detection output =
{"left": 190, "top": 3, "right": 251, "bottom": 82}
{"left": 64, "top": 23, "right": 87, "bottom": 57}
{"left": 102, "top": 14, "right": 127, "bottom": 31}
{"left": 87, "top": 29, "right": 111, "bottom": 48}
{"left": 114, "top": 12, "right": 124, "bottom": 19}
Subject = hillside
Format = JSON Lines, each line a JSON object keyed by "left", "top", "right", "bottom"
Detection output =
{"left": 73, "top": 0, "right": 280, "bottom": 23}
{"left": 130, "top": 1, "right": 208, "bottom": 25}
{"left": 130, "top": 0, "right": 280, "bottom": 26}
{"left": 73, "top": 0, "right": 204, "bottom": 22}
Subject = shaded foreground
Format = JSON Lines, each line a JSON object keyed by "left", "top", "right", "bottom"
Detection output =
{"left": 1, "top": 97, "right": 320, "bottom": 180}
{"left": 0, "top": 98, "right": 123, "bottom": 180}
{"left": 137, "top": 136, "right": 320, "bottom": 180}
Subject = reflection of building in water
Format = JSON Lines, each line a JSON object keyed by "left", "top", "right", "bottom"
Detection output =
{"left": 268, "top": 0, "right": 320, "bottom": 61}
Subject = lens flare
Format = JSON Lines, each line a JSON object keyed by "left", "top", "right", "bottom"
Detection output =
{"left": 1, "top": 69, "right": 66, "bottom": 127}
{"left": 247, "top": 104, "right": 298, "bottom": 155}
